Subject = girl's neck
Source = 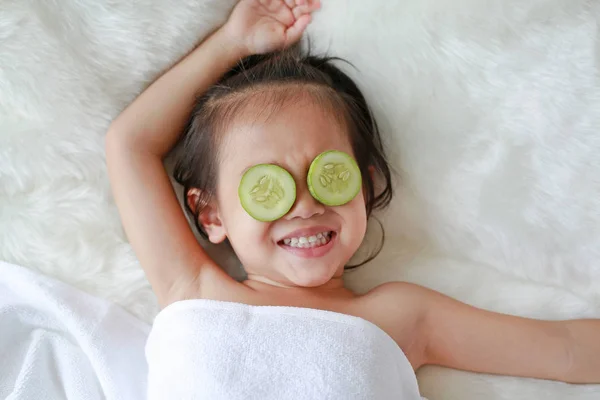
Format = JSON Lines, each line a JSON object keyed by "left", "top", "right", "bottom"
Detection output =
{"left": 243, "top": 274, "right": 354, "bottom": 299}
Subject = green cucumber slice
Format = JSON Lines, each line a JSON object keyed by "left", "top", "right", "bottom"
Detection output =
{"left": 239, "top": 164, "right": 296, "bottom": 222}
{"left": 307, "top": 150, "right": 362, "bottom": 206}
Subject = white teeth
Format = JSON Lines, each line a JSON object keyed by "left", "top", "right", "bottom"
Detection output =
{"left": 281, "top": 231, "right": 334, "bottom": 249}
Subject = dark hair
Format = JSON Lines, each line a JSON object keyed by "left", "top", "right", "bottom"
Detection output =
{"left": 173, "top": 46, "right": 393, "bottom": 266}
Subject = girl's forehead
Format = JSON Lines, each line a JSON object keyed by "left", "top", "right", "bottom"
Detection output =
{"left": 219, "top": 100, "right": 353, "bottom": 174}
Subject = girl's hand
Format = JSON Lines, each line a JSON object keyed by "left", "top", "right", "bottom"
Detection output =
{"left": 223, "top": 0, "right": 321, "bottom": 56}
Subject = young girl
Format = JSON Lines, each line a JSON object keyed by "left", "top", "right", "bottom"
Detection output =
{"left": 106, "top": 0, "right": 600, "bottom": 398}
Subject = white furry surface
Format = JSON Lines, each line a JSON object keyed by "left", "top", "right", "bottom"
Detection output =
{"left": 1, "top": 0, "right": 599, "bottom": 399}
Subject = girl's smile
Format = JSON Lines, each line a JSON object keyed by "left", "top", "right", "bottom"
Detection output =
{"left": 278, "top": 230, "right": 336, "bottom": 258}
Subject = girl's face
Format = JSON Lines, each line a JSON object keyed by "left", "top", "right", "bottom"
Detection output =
{"left": 201, "top": 95, "right": 367, "bottom": 288}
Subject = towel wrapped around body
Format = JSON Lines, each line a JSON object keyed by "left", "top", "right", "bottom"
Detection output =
{"left": 146, "top": 299, "right": 425, "bottom": 400}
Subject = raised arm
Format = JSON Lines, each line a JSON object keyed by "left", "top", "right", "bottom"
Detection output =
{"left": 105, "top": 0, "right": 320, "bottom": 306}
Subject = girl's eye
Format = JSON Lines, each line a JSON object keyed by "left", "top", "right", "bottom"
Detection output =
{"left": 307, "top": 150, "right": 362, "bottom": 207}
{"left": 239, "top": 164, "right": 296, "bottom": 222}
{"left": 238, "top": 151, "right": 361, "bottom": 221}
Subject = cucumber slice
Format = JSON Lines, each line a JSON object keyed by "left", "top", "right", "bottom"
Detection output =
{"left": 307, "top": 150, "right": 362, "bottom": 206}
{"left": 239, "top": 164, "right": 296, "bottom": 222}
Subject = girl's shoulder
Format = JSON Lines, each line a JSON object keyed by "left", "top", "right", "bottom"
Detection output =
{"left": 353, "top": 282, "right": 429, "bottom": 367}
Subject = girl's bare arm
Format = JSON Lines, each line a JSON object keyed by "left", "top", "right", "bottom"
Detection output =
{"left": 105, "top": 0, "right": 320, "bottom": 306}
{"left": 106, "top": 29, "right": 245, "bottom": 306}
{"left": 421, "top": 288, "right": 599, "bottom": 383}
{"left": 381, "top": 282, "right": 600, "bottom": 383}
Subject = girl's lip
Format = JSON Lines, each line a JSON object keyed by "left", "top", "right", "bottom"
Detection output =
{"left": 278, "top": 232, "right": 337, "bottom": 259}
{"left": 277, "top": 226, "right": 336, "bottom": 242}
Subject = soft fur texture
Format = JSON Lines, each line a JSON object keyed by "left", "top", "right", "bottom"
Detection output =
{"left": 1, "top": 0, "right": 599, "bottom": 398}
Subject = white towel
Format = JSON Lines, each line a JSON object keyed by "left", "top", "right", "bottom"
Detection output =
{"left": 146, "top": 299, "right": 425, "bottom": 400}
{"left": 0, "top": 261, "right": 150, "bottom": 400}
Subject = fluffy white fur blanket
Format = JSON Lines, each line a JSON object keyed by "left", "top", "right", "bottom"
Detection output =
{"left": 1, "top": 0, "right": 599, "bottom": 398}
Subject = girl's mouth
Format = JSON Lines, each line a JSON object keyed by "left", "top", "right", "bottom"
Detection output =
{"left": 277, "top": 231, "right": 337, "bottom": 259}
{"left": 278, "top": 231, "right": 333, "bottom": 249}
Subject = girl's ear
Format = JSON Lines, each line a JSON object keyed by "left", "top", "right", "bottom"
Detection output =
{"left": 198, "top": 204, "right": 227, "bottom": 244}
{"left": 187, "top": 189, "right": 227, "bottom": 244}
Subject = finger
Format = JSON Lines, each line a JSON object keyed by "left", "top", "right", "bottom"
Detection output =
{"left": 261, "top": 0, "right": 288, "bottom": 13}
{"left": 292, "top": 4, "right": 314, "bottom": 19}
{"left": 297, "top": 0, "right": 320, "bottom": 9}
{"left": 292, "top": 0, "right": 320, "bottom": 18}
{"left": 284, "top": 0, "right": 295, "bottom": 8}
{"left": 285, "top": 13, "right": 311, "bottom": 46}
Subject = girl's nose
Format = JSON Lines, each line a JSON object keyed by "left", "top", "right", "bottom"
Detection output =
{"left": 285, "top": 186, "right": 325, "bottom": 220}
